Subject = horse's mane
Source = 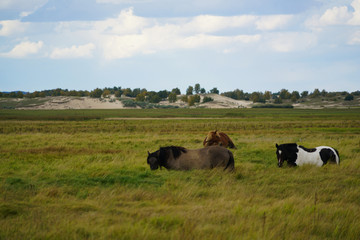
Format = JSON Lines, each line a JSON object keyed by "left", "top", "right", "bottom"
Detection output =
{"left": 298, "top": 145, "right": 317, "bottom": 152}
{"left": 281, "top": 143, "right": 298, "bottom": 148}
{"left": 159, "top": 146, "right": 187, "bottom": 164}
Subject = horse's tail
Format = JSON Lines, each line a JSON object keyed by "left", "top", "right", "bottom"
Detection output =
{"left": 224, "top": 150, "right": 235, "bottom": 171}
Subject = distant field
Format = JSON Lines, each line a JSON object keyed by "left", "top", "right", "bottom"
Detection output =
{"left": 0, "top": 109, "right": 359, "bottom": 239}
{"left": 1, "top": 108, "right": 360, "bottom": 120}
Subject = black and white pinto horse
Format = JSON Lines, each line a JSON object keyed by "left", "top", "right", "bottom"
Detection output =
{"left": 276, "top": 143, "right": 340, "bottom": 167}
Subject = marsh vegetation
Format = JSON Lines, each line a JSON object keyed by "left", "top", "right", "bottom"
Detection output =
{"left": 0, "top": 109, "right": 359, "bottom": 239}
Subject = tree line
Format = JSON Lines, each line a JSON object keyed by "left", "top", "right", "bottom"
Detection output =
{"left": 1, "top": 85, "right": 358, "bottom": 103}
{"left": 223, "top": 89, "right": 359, "bottom": 103}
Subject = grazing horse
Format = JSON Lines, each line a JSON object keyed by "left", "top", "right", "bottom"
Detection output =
{"left": 275, "top": 143, "right": 340, "bottom": 167}
{"left": 203, "top": 130, "right": 237, "bottom": 149}
{"left": 147, "top": 145, "right": 234, "bottom": 171}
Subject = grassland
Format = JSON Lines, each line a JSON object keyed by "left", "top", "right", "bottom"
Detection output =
{"left": 0, "top": 108, "right": 360, "bottom": 239}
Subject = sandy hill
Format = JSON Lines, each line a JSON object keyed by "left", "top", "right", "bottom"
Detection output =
{"left": 1, "top": 93, "right": 359, "bottom": 109}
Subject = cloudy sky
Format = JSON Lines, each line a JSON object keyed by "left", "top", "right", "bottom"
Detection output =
{"left": 1, "top": 0, "right": 359, "bottom": 93}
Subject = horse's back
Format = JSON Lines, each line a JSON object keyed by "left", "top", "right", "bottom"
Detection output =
{"left": 177, "top": 146, "right": 233, "bottom": 170}
{"left": 297, "top": 145, "right": 339, "bottom": 166}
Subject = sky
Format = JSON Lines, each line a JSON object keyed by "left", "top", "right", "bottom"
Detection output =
{"left": 0, "top": 0, "right": 359, "bottom": 93}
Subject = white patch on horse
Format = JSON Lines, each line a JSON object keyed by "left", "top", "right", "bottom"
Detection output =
{"left": 295, "top": 146, "right": 338, "bottom": 166}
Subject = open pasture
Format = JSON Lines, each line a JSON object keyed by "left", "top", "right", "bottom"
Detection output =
{"left": 0, "top": 109, "right": 360, "bottom": 239}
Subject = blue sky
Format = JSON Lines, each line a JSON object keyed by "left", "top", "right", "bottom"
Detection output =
{"left": 0, "top": 0, "right": 359, "bottom": 93}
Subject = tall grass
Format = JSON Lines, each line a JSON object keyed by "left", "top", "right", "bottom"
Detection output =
{"left": 0, "top": 109, "right": 359, "bottom": 239}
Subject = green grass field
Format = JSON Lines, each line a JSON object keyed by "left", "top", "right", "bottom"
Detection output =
{"left": 0, "top": 109, "right": 360, "bottom": 239}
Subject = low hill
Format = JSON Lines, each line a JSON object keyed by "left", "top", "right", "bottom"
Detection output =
{"left": 0, "top": 93, "right": 359, "bottom": 109}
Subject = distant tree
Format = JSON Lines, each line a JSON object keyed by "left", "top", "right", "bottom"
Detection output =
{"left": 321, "top": 89, "right": 328, "bottom": 97}
{"left": 274, "top": 97, "right": 283, "bottom": 104}
{"left": 291, "top": 91, "right": 300, "bottom": 100}
{"left": 210, "top": 87, "right": 219, "bottom": 94}
{"left": 158, "top": 90, "right": 170, "bottom": 99}
{"left": 114, "top": 90, "right": 122, "bottom": 97}
{"left": 181, "top": 95, "right": 188, "bottom": 103}
{"left": 168, "top": 92, "right": 177, "bottom": 103}
{"left": 311, "top": 89, "right": 321, "bottom": 98}
{"left": 51, "top": 88, "right": 61, "bottom": 96}
{"left": 251, "top": 92, "right": 265, "bottom": 103}
{"left": 136, "top": 92, "right": 146, "bottom": 102}
{"left": 186, "top": 86, "right": 194, "bottom": 95}
{"left": 147, "top": 92, "right": 161, "bottom": 103}
{"left": 188, "top": 95, "right": 199, "bottom": 106}
{"left": 301, "top": 91, "right": 309, "bottom": 98}
{"left": 90, "top": 88, "right": 103, "bottom": 98}
{"left": 9, "top": 92, "right": 17, "bottom": 98}
{"left": 279, "top": 89, "right": 291, "bottom": 99}
{"left": 194, "top": 83, "right": 201, "bottom": 94}
{"left": 200, "top": 88, "right": 206, "bottom": 94}
{"left": 123, "top": 88, "right": 132, "bottom": 97}
{"left": 344, "top": 94, "right": 354, "bottom": 101}
{"left": 18, "top": 91, "right": 25, "bottom": 98}
{"left": 351, "top": 91, "right": 360, "bottom": 96}
{"left": 102, "top": 89, "right": 111, "bottom": 98}
{"left": 132, "top": 88, "right": 141, "bottom": 97}
{"left": 203, "top": 96, "right": 213, "bottom": 103}
{"left": 194, "top": 95, "right": 201, "bottom": 103}
{"left": 171, "top": 88, "right": 181, "bottom": 95}
{"left": 264, "top": 91, "right": 271, "bottom": 101}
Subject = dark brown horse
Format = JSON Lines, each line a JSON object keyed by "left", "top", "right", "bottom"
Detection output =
{"left": 147, "top": 145, "right": 234, "bottom": 171}
{"left": 203, "top": 130, "right": 236, "bottom": 149}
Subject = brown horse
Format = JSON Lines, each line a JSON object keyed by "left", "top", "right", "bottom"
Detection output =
{"left": 203, "top": 130, "right": 237, "bottom": 149}
{"left": 147, "top": 145, "right": 234, "bottom": 171}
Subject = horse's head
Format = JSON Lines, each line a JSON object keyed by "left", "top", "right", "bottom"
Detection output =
{"left": 147, "top": 151, "right": 160, "bottom": 170}
{"left": 276, "top": 143, "right": 299, "bottom": 167}
{"left": 204, "top": 130, "right": 221, "bottom": 146}
{"left": 276, "top": 143, "right": 286, "bottom": 167}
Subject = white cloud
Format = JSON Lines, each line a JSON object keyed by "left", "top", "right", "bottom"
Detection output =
{"left": 255, "top": 15, "right": 293, "bottom": 31}
{"left": 348, "top": 0, "right": 360, "bottom": 25}
{"left": 1, "top": 41, "right": 43, "bottom": 58}
{"left": 50, "top": 43, "right": 96, "bottom": 59}
{"left": 93, "top": 8, "right": 150, "bottom": 35}
{"left": 308, "top": 0, "right": 360, "bottom": 27}
{"left": 0, "top": 20, "right": 28, "bottom": 36}
{"left": 319, "top": 6, "right": 352, "bottom": 25}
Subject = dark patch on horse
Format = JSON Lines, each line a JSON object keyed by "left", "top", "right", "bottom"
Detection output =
{"left": 276, "top": 143, "right": 299, "bottom": 167}
{"left": 319, "top": 148, "right": 337, "bottom": 164}
{"left": 158, "top": 146, "right": 187, "bottom": 168}
{"left": 299, "top": 145, "right": 316, "bottom": 153}
{"left": 283, "top": 143, "right": 299, "bottom": 166}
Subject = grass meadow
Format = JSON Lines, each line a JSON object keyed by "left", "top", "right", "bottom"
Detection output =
{"left": 0, "top": 108, "right": 360, "bottom": 239}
